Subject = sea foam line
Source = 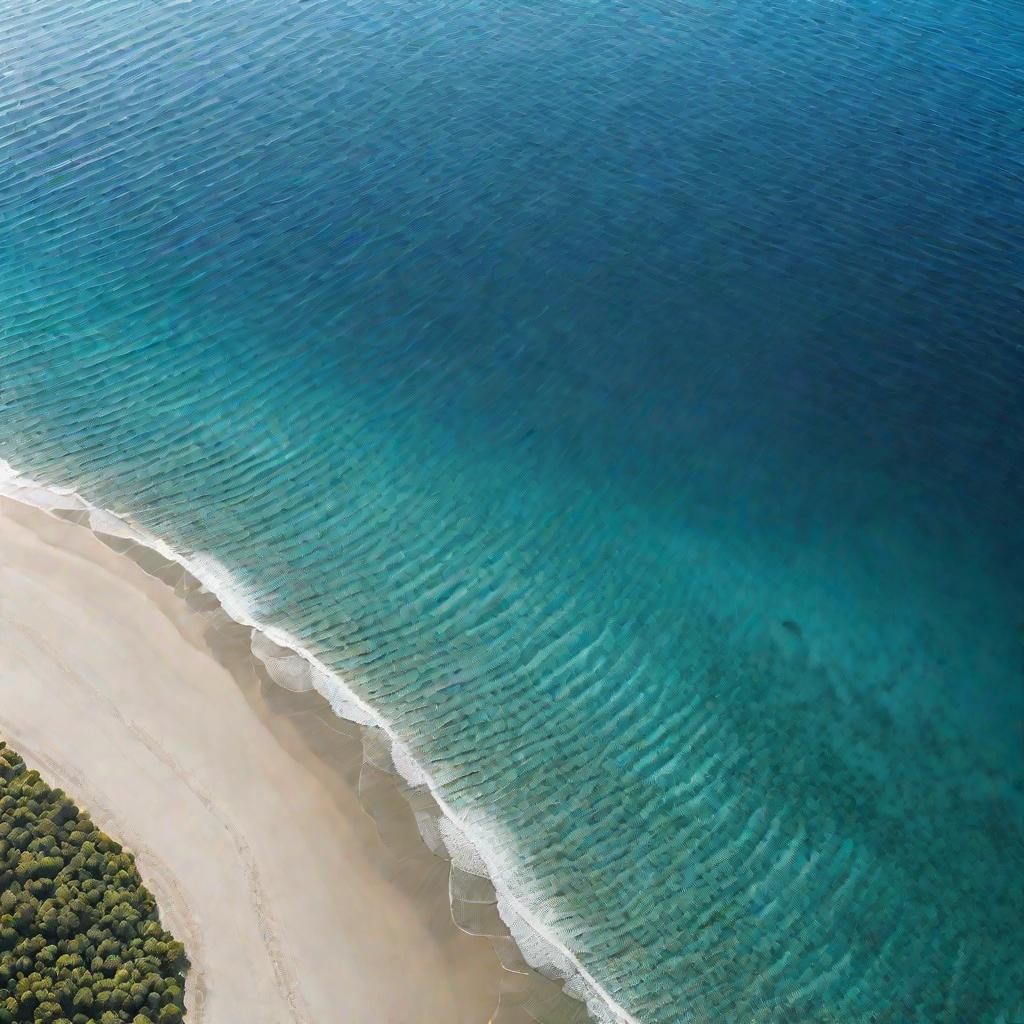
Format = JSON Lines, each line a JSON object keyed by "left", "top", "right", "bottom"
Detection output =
{"left": 0, "top": 456, "right": 638, "bottom": 1024}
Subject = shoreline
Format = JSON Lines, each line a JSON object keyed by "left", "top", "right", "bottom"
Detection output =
{"left": 0, "top": 457, "right": 620, "bottom": 1024}
{"left": 0, "top": 493, "right": 506, "bottom": 1023}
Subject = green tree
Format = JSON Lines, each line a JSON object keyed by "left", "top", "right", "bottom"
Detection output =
{"left": 0, "top": 743, "right": 188, "bottom": 1024}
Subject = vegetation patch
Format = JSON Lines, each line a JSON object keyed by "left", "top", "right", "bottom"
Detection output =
{"left": 0, "top": 742, "right": 188, "bottom": 1023}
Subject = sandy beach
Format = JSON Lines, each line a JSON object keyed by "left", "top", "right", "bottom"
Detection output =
{"left": 0, "top": 496, "right": 505, "bottom": 1024}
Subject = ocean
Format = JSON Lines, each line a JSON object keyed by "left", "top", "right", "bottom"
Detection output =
{"left": 1, "top": 0, "right": 1022, "bottom": 1020}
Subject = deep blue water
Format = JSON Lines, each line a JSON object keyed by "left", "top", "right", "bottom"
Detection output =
{"left": 1, "top": 0, "right": 1022, "bottom": 1020}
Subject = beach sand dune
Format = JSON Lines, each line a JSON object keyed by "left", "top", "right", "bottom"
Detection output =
{"left": 0, "top": 497, "right": 504, "bottom": 1024}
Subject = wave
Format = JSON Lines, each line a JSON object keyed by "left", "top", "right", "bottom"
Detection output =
{"left": 0, "top": 456, "right": 633, "bottom": 1024}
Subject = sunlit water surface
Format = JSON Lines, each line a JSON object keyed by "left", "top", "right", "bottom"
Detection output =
{"left": 1, "top": 0, "right": 1022, "bottom": 1020}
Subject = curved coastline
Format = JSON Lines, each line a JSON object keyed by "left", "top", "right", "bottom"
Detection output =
{"left": 0, "top": 486, "right": 505, "bottom": 1023}
{"left": 0, "top": 456, "right": 623, "bottom": 1024}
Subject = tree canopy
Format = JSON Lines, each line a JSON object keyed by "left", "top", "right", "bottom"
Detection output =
{"left": 0, "top": 742, "right": 188, "bottom": 1023}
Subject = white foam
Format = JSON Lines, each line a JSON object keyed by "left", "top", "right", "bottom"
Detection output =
{"left": 0, "top": 456, "right": 638, "bottom": 1024}
{"left": 251, "top": 630, "right": 316, "bottom": 692}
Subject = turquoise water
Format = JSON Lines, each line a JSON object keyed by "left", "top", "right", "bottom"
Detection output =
{"left": 1, "top": 0, "right": 1023, "bottom": 1020}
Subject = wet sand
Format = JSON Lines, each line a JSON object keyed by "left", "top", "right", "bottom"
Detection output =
{"left": 0, "top": 497, "right": 504, "bottom": 1024}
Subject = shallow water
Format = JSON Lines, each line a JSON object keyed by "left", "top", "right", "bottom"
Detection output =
{"left": 1, "top": 0, "right": 1022, "bottom": 1020}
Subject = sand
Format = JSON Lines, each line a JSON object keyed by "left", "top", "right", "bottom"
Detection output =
{"left": 0, "top": 496, "right": 505, "bottom": 1024}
